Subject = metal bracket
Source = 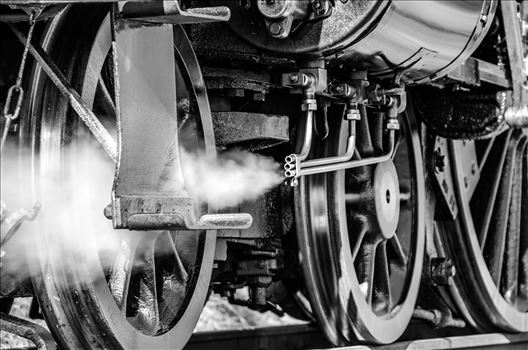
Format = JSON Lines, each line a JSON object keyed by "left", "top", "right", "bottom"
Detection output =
{"left": 108, "top": 196, "right": 251, "bottom": 231}
{"left": 432, "top": 137, "right": 458, "bottom": 219}
{"left": 110, "top": 17, "right": 250, "bottom": 231}
{"left": 500, "top": 0, "right": 528, "bottom": 127}
{"left": 120, "top": 1, "right": 230, "bottom": 24}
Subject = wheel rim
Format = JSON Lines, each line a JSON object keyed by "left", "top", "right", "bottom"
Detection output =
{"left": 25, "top": 7, "right": 216, "bottom": 349}
{"left": 295, "top": 106, "right": 425, "bottom": 345}
{"left": 440, "top": 128, "right": 528, "bottom": 332}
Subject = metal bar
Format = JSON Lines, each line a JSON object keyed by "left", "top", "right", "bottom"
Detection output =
{"left": 328, "top": 332, "right": 528, "bottom": 350}
{"left": 0, "top": 4, "right": 67, "bottom": 23}
{"left": 476, "top": 59, "right": 512, "bottom": 88}
{"left": 501, "top": 0, "right": 527, "bottom": 107}
{"left": 3, "top": 1, "right": 118, "bottom": 3}
{"left": 0, "top": 312, "right": 56, "bottom": 350}
{"left": 8, "top": 24, "right": 118, "bottom": 162}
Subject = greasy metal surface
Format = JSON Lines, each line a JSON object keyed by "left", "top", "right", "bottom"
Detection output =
{"left": 212, "top": 111, "right": 289, "bottom": 150}
{"left": 432, "top": 137, "right": 458, "bottom": 219}
{"left": 0, "top": 4, "right": 67, "bottom": 23}
{"left": 225, "top": 0, "right": 496, "bottom": 83}
{"left": 446, "top": 58, "right": 512, "bottom": 88}
{"left": 217, "top": 186, "right": 292, "bottom": 241}
{"left": 0, "top": 312, "right": 56, "bottom": 350}
{"left": 121, "top": 1, "right": 230, "bottom": 24}
{"left": 203, "top": 67, "right": 270, "bottom": 94}
{"left": 413, "top": 87, "right": 503, "bottom": 139}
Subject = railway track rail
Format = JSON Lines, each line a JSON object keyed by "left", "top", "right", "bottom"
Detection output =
{"left": 3, "top": 318, "right": 528, "bottom": 350}
{"left": 185, "top": 323, "right": 528, "bottom": 350}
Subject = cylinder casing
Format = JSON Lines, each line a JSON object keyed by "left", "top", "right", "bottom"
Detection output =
{"left": 226, "top": 0, "right": 497, "bottom": 83}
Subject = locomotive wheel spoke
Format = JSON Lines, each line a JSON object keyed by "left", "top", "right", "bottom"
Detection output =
{"left": 357, "top": 240, "right": 378, "bottom": 304}
{"left": 132, "top": 234, "right": 162, "bottom": 334}
{"left": 388, "top": 235, "right": 407, "bottom": 267}
{"left": 157, "top": 232, "right": 189, "bottom": 328}
{"left": 502, "top": 138, "right": 527, "bottom": 303}
{"left": 391, "top": 133, "right": 403, "bottom": 160}
{"left": 108, "top": 234, "right": 141, "bottom": 314}
{"left": 97, "top": 76, "right": 116, "bottom": 113}
{"left": 373, "top": 242, "right": 392, "bottom": 313}
{"left": 472, "top": 132, "right": 511, "bottom": 248}
{"left": 484, "top": 135, "right": 519, "bottom": 286}
{"left": 350, "top": 217, "right": 368, "bottom": 261}
{"left": 479, "top": 137, "right": 496, "bottom": 173}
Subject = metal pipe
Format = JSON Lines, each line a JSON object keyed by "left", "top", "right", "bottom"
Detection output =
{"left": 297, "top": 109, "right": 314, "bottom": 162}
{"left": 302, "top": 119, "right": 356, "bottom": 168}
{"left": 298, "top": 130, "right": 395, "bottom": 176}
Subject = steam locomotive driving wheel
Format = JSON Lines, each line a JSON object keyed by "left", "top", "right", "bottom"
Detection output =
{"left": 23, "top": 6, "right": 215, "bottom": 349}
{"left": 435, "top": 128, "right": 528, "bottom": 332}
{"left": 296, "top": 106, "right": 425, "bottom": 345}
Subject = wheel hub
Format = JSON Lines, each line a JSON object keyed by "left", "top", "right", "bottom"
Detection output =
{"left": 373, "top": 160, "right": 400, "bottom": 239}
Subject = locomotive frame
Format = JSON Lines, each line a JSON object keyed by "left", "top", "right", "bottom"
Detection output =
{"left": 0, "top": 0, "right": 526, "bottom": 349}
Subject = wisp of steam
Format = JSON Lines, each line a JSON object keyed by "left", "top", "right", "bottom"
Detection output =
{"left": 180, "top": 149, "right": 283, "bottom": 209}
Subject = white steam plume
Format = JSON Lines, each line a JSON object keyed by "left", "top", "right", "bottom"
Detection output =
{"left": 180, "top": 149, "right": 283, "bottom": 209}
{"left": 1, "top": 140, "right": 283, "bottom": 286}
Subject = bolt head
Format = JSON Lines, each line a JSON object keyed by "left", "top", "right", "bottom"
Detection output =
{"left": 104, "top": 204, "right": 113, "bottom": 219}
{"left": 433, "top": 150, "right": 445, "bottom": 173}
{"left": 269, "top": 22, "right": 283, "bottom": 36}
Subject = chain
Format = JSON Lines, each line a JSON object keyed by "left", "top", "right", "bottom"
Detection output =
{"left": 1, "top": 10, "right": 37, "bottom": 153}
